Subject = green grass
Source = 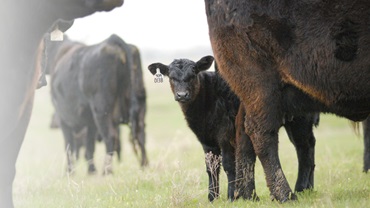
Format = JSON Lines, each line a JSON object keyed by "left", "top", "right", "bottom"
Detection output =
{"left": 13, "top": 67, "right": 370, "bottom": 207}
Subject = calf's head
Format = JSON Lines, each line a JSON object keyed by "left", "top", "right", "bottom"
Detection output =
{"left": 148, "top": 56, "right": 214, "bottom": 103}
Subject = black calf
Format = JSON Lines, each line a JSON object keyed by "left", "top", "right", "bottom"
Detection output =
{"left": 148, "top": 56, "right": 238, "bottom": 201}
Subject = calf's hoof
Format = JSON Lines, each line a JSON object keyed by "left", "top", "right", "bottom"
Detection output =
{"left": 208, "top": 193, "right": 219, "bottom": 202}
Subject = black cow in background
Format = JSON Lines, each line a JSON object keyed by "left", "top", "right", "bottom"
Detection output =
{"left": 42, "top": 36, "right": 148, "bottom": 169}
{"left": 44, "top": 34, "right": 132, "bottom": 175}
{"left": 148, "top": 56, "right": 319, "bottom": 201}
{"left": 0, "top": 1, "right": 123, "bottom": 207}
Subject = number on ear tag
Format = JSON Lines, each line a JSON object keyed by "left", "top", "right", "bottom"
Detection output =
{"left": 154, "top": 69, "right": 164, "bottom": 83}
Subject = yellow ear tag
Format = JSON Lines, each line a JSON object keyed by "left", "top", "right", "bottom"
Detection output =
{"left": 50, "top": 26, "right": 63, "bottom": 41}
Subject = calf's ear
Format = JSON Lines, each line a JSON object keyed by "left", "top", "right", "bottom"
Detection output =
{"left": 195, "top": 55, "right": 214, "bottom": 72}
{"left": 148, "top": 63, "right": 169, "bottom": 76}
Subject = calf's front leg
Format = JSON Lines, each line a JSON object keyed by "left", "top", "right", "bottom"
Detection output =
{"left": 203, "top": 146, "right": 221, "bottom": 202}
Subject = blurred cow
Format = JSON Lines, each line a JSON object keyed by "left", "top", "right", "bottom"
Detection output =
{"left": 42, "top": 34, "right": 147, "bottom": 174}
{"left": 0, "top": 1, "right": 122, "bottom": 207}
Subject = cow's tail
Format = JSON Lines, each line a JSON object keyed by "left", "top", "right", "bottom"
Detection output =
{"left": 350, "top": 121, "right": 362, "bottom": 137}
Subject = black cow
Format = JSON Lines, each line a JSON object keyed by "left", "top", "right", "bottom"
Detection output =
{"left": 44, "top": 34, "right": 132, "bottom": 175}
{"left": 42, "top": 37, "right": 148, "bottom": 168}
{"left": 204, "top": 0, "right": 370, "bottom": 202}
{"left": 148, "top": 56, "right": 319, "bottom": 201}
{"left": 0, "top": 1, "right": 122, "bottom": 207}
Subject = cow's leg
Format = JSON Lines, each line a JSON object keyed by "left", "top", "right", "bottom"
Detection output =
{"left": 202, "top": 145, "right": 221, "bottom": 202}
{"left": 90, "top": 103, "right": 119, "bottom": 175}
{"left": 363, "top": 117, "right": 370, "bottom": 173}
{"left": 85, "top": 124, "right": 97, "bottom": 174}
{"left": 248, "top": 127, "right": 295, "bottom": 202}
{"left": 284, "top": 114, "right": 316, "bottom": 192}
{"left": 59, "top": 120, "right": 76, "bottom": 174}
{"left": 73, "top": 127, "right": 87, "bottom": 160}
{"left": 220, "top": 140, "right": 236, "bottom": 201}
{"left": 243, "top": 84, "right": 295, "bottom": 202}
{"left": 0, "top": 98, "right": 33, "bottom": 208}
{"left": 234, "top": 105, "right": 258, "bottom": 201}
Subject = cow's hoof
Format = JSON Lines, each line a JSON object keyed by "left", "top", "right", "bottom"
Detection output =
{"left": 271, "top": 191, "right": 297, "bottom": 203}
{"left": 103, "top": 168, "right": 113, "bottom": 175}
{"left": 88, "top": 165, "right": 96, "bottom": 174}
{"left": 234, "top": 189, "right": 259, "bottom": 201}
{"left": 67, "top": 166, "right": 75, "bottom": 175}
{"left": 103, "top": 154, "right": 113, "bottom": 175}
{"left": 295, "top": 183, "right": 314, "bottom": 193}
{"left": 363, "top": 166, "right": 370, "bottom": 173}
{"left": 251, "top": 193, "right": 260, "bottom": 201}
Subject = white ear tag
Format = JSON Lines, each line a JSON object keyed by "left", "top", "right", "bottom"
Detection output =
{"left": 50, "top": 26, "right": 64, "bottom": 41}
{"left": 154, "top": 69, "right": 164, "bottom": 83}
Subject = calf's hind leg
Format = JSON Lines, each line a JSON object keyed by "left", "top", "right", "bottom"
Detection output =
{"left": 220, "top": 140, "right": 236, "bottom": 201}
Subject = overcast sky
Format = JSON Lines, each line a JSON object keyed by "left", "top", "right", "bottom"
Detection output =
{"left": 66, "top": 0, "right": 211, "bottom": 51}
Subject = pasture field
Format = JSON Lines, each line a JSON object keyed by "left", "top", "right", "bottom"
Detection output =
{"left": 13, "top": 57, "right": 370, "bottom": 208}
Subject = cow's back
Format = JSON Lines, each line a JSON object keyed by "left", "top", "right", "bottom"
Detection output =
{"left": 78, "top": 34, "right": 131, "bottom": 97}
{"left": 206, "top": 0, "right": 370, "bottom": 120}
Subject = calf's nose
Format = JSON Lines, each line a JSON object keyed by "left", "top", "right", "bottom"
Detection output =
{"left": 176, "top": 91, "right": 189, "bottom": 100}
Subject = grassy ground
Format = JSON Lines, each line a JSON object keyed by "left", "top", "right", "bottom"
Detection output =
{"left": 13, "top": 59, "right": 370, "bottom": 207}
